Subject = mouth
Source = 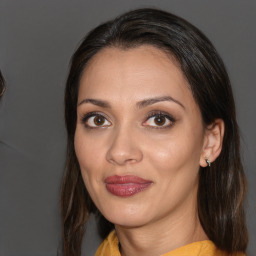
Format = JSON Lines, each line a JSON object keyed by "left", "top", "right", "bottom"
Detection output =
{"left": 104, "top": 175, "right": 153, "bottom": 197}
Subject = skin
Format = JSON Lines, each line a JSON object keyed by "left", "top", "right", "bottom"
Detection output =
{"left": 75, "top": 46, "right": 224, "bottom": 256}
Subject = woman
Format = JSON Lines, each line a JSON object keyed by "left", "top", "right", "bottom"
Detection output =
{"left": 61, "top": 8, "right": 248, "bottom": 256}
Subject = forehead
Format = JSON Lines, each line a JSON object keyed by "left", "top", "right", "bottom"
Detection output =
{"left": 78, "top": 45, "right": 195, "bottom": 109}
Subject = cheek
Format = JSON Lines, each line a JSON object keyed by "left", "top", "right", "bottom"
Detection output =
{"left": 144, "top": 134, "right": 203, "bottom": 209}
{"left": 144, "top": 128, "right": 203, "bottom": 180}
{"left": 74, "top": 128, "right": 105, "bottom": 183}
{"left": 74, "top": 128, "right": 111, "bottom": 211}
{"left": 146, "top": 142, "right": 188, "bottom": 182}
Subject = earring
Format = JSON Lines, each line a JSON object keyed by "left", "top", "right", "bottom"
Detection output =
{"left": 206, "top": 159, "right": 211, "bottom": 167}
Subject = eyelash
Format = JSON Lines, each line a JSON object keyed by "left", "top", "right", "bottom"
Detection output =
{"left": 81, "top": 111, "right": 176, "bottom": 129}
{"left": 81, "top": 112, "right": 110, "bottom": 129}
{"left": 143, "top": 111, "right": 175, "bottom": 129}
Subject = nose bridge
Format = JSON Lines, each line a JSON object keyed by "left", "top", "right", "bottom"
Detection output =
{"left": 106, "top": 122, "right": 143, "bottom": 165}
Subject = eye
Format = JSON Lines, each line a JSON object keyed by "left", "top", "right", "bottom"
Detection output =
{"left": 143, "top": 112, "right": 175, "bottom": 128}
{"left": 82, "top": 113, "right": 111, "bottom": 128}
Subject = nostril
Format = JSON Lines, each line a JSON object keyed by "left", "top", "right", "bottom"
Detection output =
{"left": 106, "top": 145, "right": 143, "bottom": 166}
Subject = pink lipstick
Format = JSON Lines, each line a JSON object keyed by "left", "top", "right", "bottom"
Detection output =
{"left": 104, "top": 175, "right": 153, "bottom": 197}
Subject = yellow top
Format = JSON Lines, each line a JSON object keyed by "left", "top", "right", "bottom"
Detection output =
{"left": 95, "top": 230, "right": 245, "bottom": 256}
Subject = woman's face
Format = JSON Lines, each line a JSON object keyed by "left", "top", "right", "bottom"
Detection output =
{"left": 75, "top": 46, "right": 207, "bottom": 228}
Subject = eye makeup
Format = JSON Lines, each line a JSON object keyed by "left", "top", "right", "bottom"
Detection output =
{"left": 80, "top": 109, "right": 176, "bottom": 130}
{"left": 81, "top": 111, "right": 111, "bottom": 129}
{"left": 143, "top": 110, "right": 176, "bottom": 129}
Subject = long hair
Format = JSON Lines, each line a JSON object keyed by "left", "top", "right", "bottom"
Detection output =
{"left": 0, "top": 71, "right": 6, "bottom": 98}
{"left": 61, "top": 8, "right": 248, "bottom": 255}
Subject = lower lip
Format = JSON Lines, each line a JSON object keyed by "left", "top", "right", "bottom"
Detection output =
{"left": 106, "top": 183, "right": 152, "bottom": 197}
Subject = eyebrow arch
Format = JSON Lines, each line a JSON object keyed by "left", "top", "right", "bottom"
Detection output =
{"left": 78, "top": 98, "right": 111, "bottom": 108}
{"left": 136, "top": 96, "right": 185, "bottom": 109}
{"left": 78, "top": 96, "right": 185, "bottom": 109}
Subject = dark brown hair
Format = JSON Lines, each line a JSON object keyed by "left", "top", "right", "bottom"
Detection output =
{"left": 61, "top": 8, "right": 248, "bottom": 255}
{"left": 0, "top": 70, "right": 6, "bottom": 98}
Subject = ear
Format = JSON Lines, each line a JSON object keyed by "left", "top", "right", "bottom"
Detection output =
{"left": 199, "top": 119, "right": 225, "bottom": 167}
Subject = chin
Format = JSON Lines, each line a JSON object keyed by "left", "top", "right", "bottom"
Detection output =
{"left": 99, "top": 201, "right": 150, "bottom": 228}
{"left": 106, "top": 214, "right": 148, "bottom": 228}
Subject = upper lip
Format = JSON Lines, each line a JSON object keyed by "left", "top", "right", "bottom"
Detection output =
{"left": 104, "top": 175, "right": 153, "bottom": 184}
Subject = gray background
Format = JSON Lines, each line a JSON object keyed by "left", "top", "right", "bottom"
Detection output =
{"left": 0, "top": 0, "right": 255, "bottom": 255}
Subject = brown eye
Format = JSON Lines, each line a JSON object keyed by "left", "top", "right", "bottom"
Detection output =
{"left": 84, "top": 113, "right": 111, "bottom": 128}
{"left": 154, "top": 116, "right": 166, "bottom": 126}
{"left": 94, "top": 116, "right": 105, "bottom": 126}
{"left": 143, "top": 112, "right": 174, "bottom": 128}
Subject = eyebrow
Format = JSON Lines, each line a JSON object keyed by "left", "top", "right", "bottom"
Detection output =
{"left": 78, "top": 98, "right": 111, "bottom": 108}
{"left": 136, "top": 96, "right": 185, "bottom": 109}
{"left": 78, "top": 96, "right": 185, "bottom": 109}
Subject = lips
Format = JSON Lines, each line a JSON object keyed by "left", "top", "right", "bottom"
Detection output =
{"left": 104, "top": 175, "right": 153, "bottom": 197}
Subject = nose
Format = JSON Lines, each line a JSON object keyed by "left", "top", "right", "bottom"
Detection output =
{"left": 106, "top": 126, "right": 143, "bottom": 166}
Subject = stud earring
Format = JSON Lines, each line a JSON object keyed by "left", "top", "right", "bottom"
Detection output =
{"left": 206, "top": 159, "right": 211, "bottom": 167}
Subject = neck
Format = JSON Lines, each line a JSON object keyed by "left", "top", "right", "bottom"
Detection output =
{"left": 115, "top": 203, "right": 208, "bottom": 256}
